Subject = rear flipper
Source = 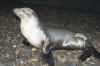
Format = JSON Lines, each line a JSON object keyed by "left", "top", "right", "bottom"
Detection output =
{"left": 79, "top": 44, "right": 100, "bottom": 62}
{"left": 74, "top": 33, "right": 94, "bottom": 61}
{"left": 78, "top": 41, "right": 94, "bottom": 61}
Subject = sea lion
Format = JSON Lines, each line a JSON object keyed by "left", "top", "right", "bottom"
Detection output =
{"left": 13, "top": 7, "right": 87, "bottom": 50}
{"left": 13, "top": 7, "right": 91, "bottom": 65}
{"left": 42, "top": 27, "right": 87, "bottom": 54}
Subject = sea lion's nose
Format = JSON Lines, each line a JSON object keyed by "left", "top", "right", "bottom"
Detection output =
{"left": 13, "top": 8, "right": 20, "bottom": 13}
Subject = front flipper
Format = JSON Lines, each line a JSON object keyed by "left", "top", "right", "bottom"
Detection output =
{"left": 42, "top": 37, "right": 54, "bottom": 66}
{"left": 23, "top": 39, "right": 30, "bottom": 47}
{"left": 42, "top": 38, "right": 54, "bottom": 54}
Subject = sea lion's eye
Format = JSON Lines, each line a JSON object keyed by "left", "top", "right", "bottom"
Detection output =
{"left": 23, "top": 10, "right": 29, "bottom": 15}
{"left": 23, "top": 10, "right": 25, "bottom": 13}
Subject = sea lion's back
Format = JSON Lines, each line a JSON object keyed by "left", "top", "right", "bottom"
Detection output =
{"left": 45, "top": 27, "right": 75, "bottom": 41}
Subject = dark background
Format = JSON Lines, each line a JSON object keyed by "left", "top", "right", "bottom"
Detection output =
{"left": 0, "top": 0, "right": 100, "bottom": 12}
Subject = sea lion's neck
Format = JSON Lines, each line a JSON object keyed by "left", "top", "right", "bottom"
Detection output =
{"left": 20, "top": 16, "right": 46, "bottom": 48}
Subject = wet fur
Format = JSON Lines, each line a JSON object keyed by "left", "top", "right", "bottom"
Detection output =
{"left": 13, "top": 7, "right": 96, "bottom": 66}
{"left": 43, "top": 27, "right": 87, "bottom": 54}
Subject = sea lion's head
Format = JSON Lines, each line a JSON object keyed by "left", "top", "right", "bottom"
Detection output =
{"left": 13, "top": 7, "right": 37, "bottom": 19}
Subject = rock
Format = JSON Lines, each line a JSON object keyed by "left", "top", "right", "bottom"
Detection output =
{"left": 28, "top": 58, "right": 38, "bottom": 63}
{"left": 65, "top": 61, "right": 73, "bottom": 66}
{"left": 31, "top": 48, "right": 37, "bottom": 52}
{"left": 6, "top": 53, "right": 10, "bottom": 57}
{"left": 13, "top": 45, "right": 17, "bottom": 48}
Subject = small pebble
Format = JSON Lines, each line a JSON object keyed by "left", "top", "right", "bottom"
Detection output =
{"left": 6, "top": 53, "right": 10, "bottom": 57}
{"left": 15, "top": 51, "right": 19, "bottom": 55}
{"left": 28, "top": 58, "right": 38, "bottom": 63}
{"left": 13, "top": 64, "right": 16, "bottom": 66}
{"left": 13, "top": 45, "right": 17, "bottom": 48}
{"left": 31, "top": 58, "right": 38, "bottom": 62}
{"left": 20, "top": 60, "right": 24, "bottom": 64}
{"left": 32, "top": 48, "right": 37, "bottom": 52}
{"left": 65, "top": 61, "right": 73, "bottom": 66}
{"left": 42, "top": 65, "right": 47, "bottom": 66}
